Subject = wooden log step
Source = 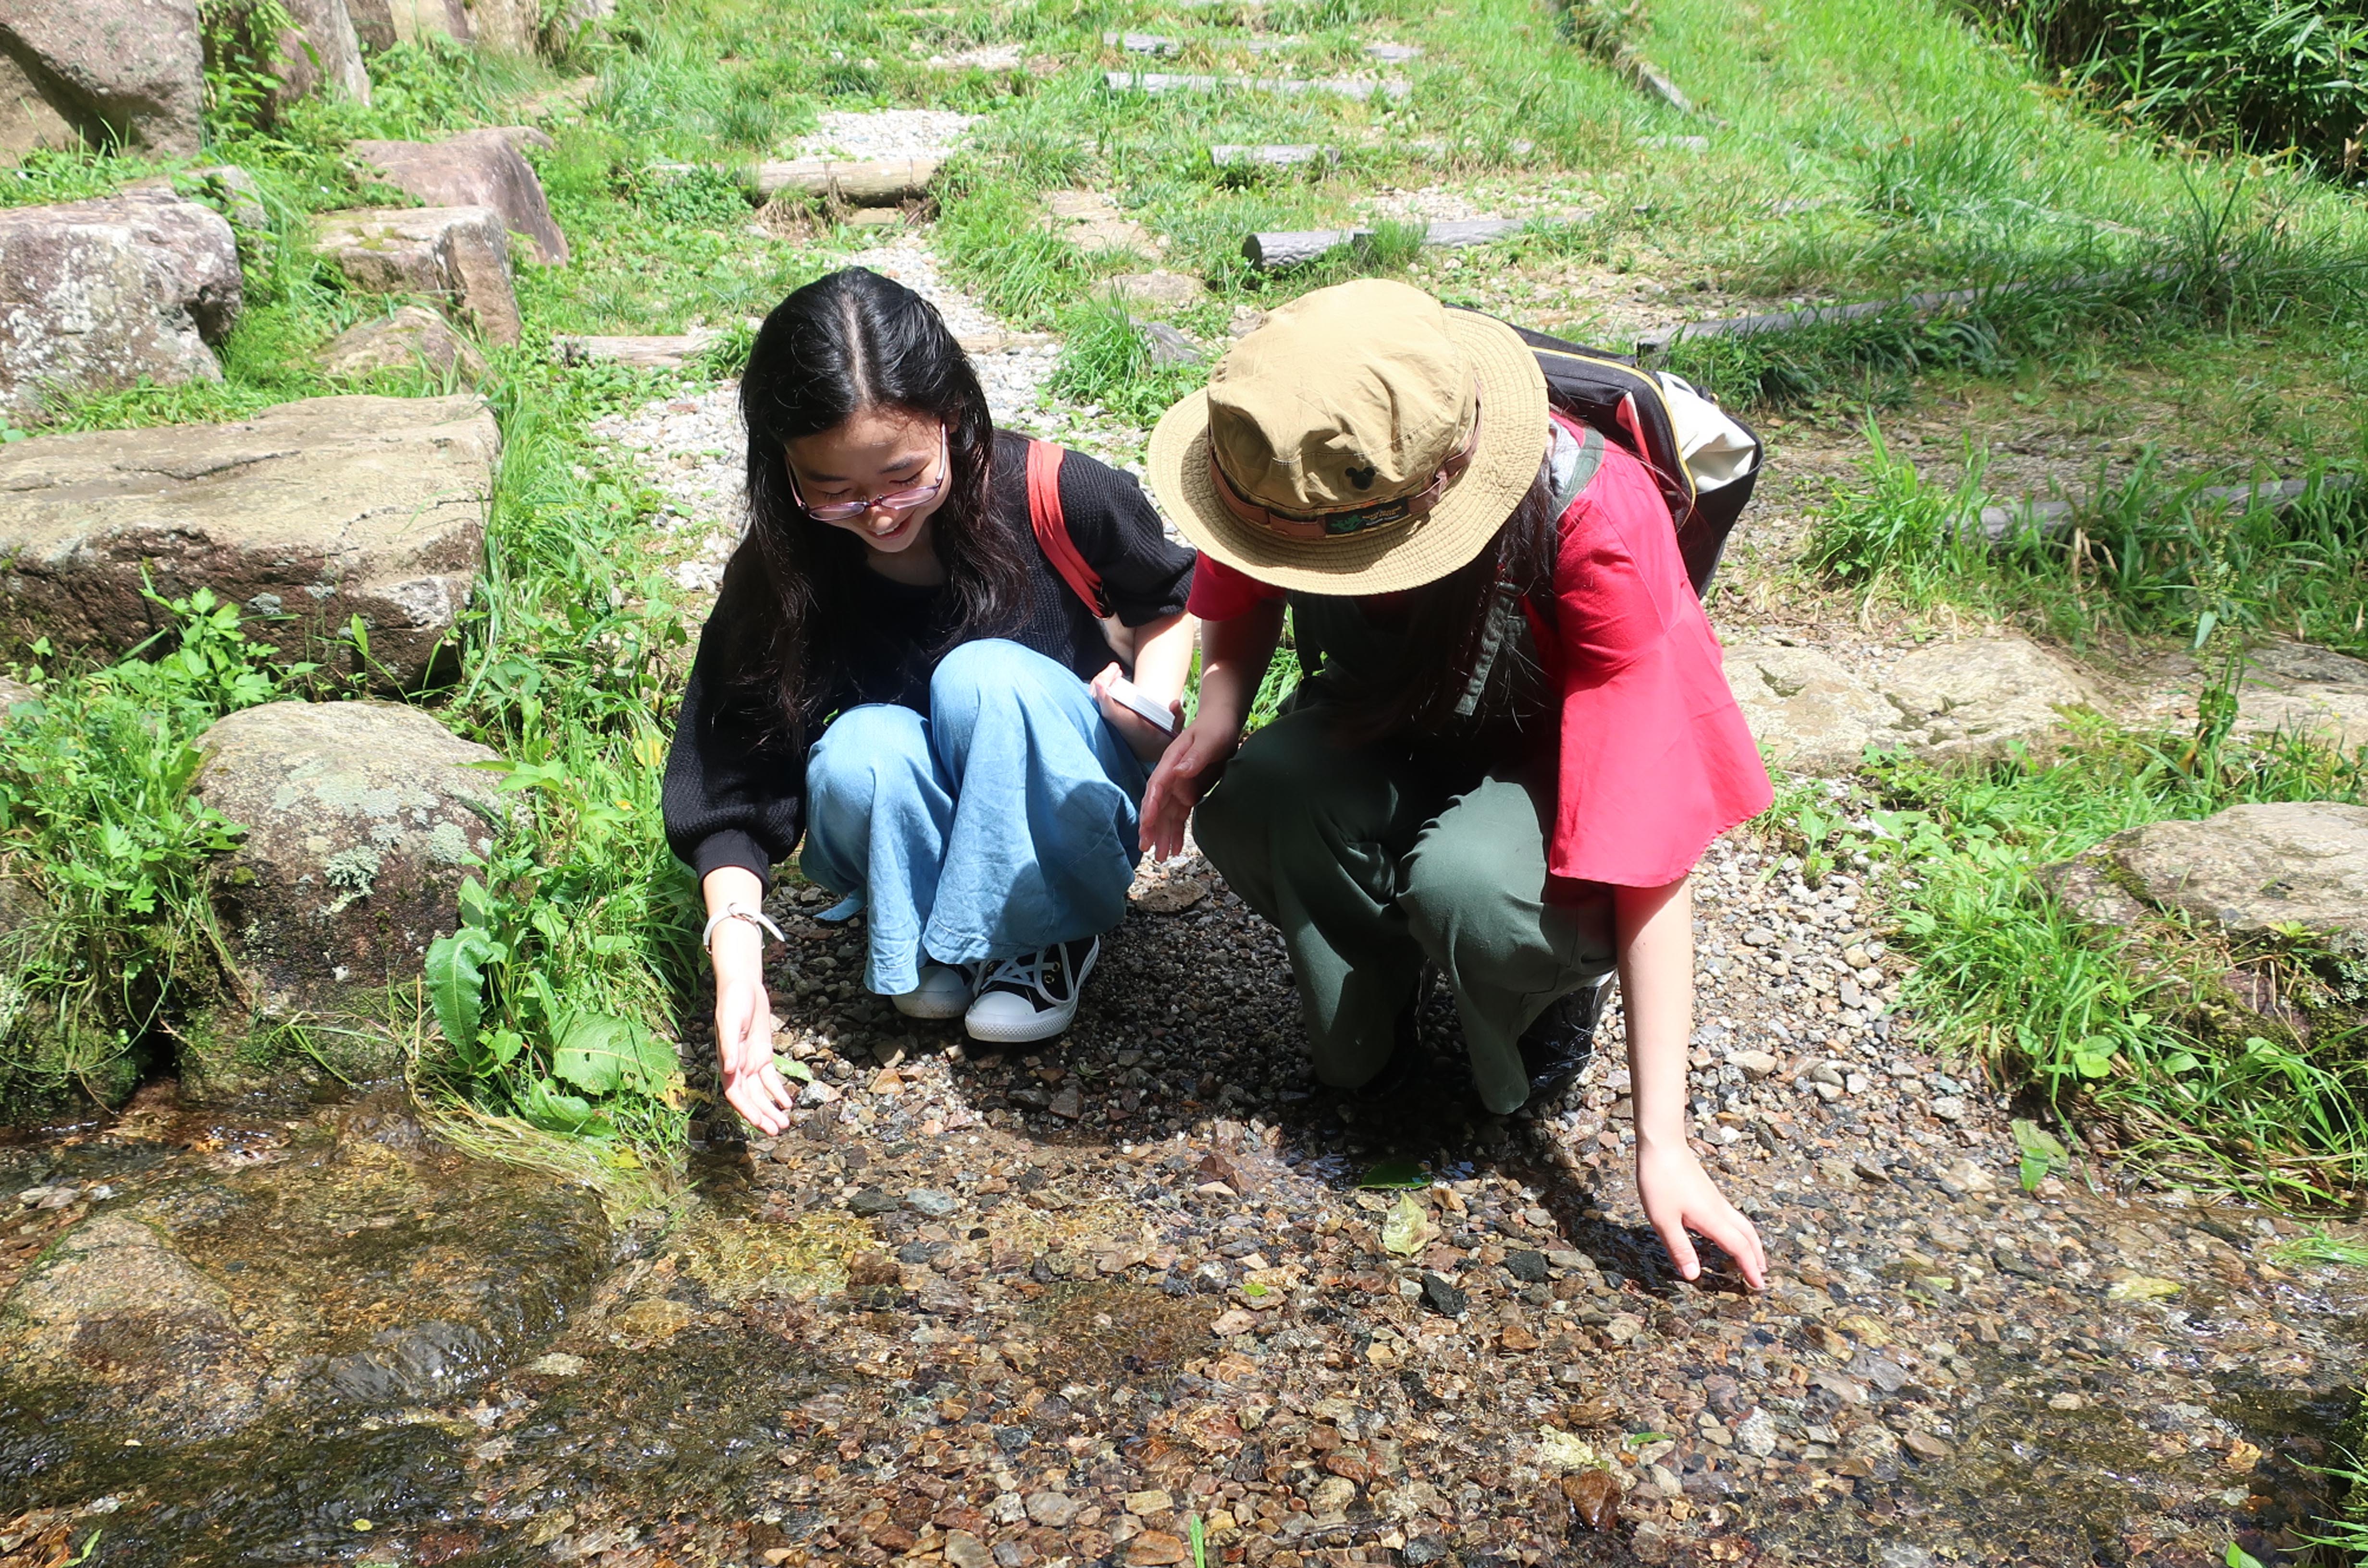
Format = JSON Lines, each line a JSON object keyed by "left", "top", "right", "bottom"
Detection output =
{"left": 1635, "top": 288, "right": 1989, "bottom": 356}
{"left": 1243, "top": 217, "right": 1524, "bottom": 270}
{"left": 750, "top": 157, "right": 944, "bottom": 203}
{"left": 1105, "top": 70, "right": 1410, "bottom": 102}
{"left": 1365, "top": 41, "right": 1421, "bottom": 62}
{"left": 1972, "top": 477, "right": 2357, "bottom": 544}
{"left": 1104, "top": 30, "right": 1178, "bottom": 53}
{"left": 1208, "top": 143, "right": 1338, "bottom": 169}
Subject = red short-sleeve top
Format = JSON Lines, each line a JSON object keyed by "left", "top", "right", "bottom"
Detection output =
{"left": 1186, "top": 411, "right": 1772, "bottom": 887}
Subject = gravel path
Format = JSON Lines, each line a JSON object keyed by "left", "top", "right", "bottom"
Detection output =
{"left": 585, "top": 182, "right": 2367, "bottom": 1568}
{"left": 636, "top": 828, "right": 2367, "bottom": 1568}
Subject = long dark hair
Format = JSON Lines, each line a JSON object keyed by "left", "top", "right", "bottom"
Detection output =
{"left": 734, "top": 267, "right": 1028, "bottom": 735}
{"left": 1323, "top": 459, "right": 1562, "bottom": 742}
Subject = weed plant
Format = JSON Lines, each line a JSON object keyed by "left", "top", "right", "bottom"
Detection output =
{"left": 0, "top": 595, "right": 302, "bottom": 1119}
{"left": 1965, "top": 0, "right": 2368, "bottom": 180}
{"left": 1810, "top": 421, "right": 2368, "bottom": 654}
{"left": 1846, "top": 709, "right": 2368, "bottom": 1204}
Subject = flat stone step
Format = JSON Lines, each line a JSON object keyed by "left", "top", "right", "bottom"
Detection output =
{"left": 556, "top": 331, "right": 717, "bottom": 370}
{"left": 1105, "top": 70, "right": 1409, "bottom": 102}
{"left": 1243, "top": 217, "right": 1524, "bottom": 270}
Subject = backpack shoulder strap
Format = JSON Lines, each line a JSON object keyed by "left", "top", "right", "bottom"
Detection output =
{"left": 1024, "top": 439, "right": 1111, "bottom": 617}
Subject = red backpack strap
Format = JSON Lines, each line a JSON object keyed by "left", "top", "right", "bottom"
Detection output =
{"left": 1025, "top": 439, "right": 1111, "bottom": 616}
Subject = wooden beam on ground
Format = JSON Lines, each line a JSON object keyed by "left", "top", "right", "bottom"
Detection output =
{"left": 1243, "top": 217, "right": 1524, "bottom": 270}
{"left": 750, "top": 157, "right": 943, "bottom": 204}
{"left": 1105, "top": 70, "right": 1410, "bottom": 102}
{"left": 1635, "top": 287, "right": 1989, "bottom": 356}
{"left": 1208, "top": 143, "right": 1337, "bottom": 169}
{"left": 1103, "top": 30, "right": 1178, "bottom": 53}
{"left": 1973, "top": 477, "right": 2357, "bottom": 544}
{"left": 556, "top": 331, "right": 716, "bottom": 370}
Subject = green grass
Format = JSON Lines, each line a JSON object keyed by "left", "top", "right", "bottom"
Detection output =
{"left": 1833, "top": 711, "right": 2368, "bottom": 1204}
{"left": 1963, "top": 0, "right": 2368, "bottom": 181}
{"left": 1808, "top": 418, "right": 2368, "bottom": 655}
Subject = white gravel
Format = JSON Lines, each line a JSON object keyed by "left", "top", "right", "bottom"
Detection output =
{"left": 795, "top": 110, "right": 980, "bottom": 161}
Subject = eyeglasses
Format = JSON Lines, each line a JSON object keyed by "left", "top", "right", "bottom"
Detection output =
{"left": 788, "top": 426, "right": 950, "bottom": 524}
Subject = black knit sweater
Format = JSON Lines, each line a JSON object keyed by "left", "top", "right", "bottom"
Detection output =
{"left": 662, "top": 430, "right": 1196, "bottom": 887}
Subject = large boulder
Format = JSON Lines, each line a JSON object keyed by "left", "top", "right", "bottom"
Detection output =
{"left": 345, "top": 0, "right": 474, "bottom": 50}
{"left": 320, "top": 303, "right": 485, "bottom": 382}
{"left": 1879, "top": 637, "right": 2102, "bottom": 759}
{"left": 0, "top": 0, "right": 205, "bottom": 157}
{"left": 2047, "top": 802, "right": 2368, "bottom": 951}
{"left": 2231, "top": 640, "right": 2368, "bottom": 752}
{"left": 1722, "top": 633, "right": 2102, "bottom": 776}
{"left": 0, "top": 187, "right": 240, "bottom": 424}
{"left": 1721, "top": 642, "right": 1906, "bottom": 775}
{"left": 352, "top": 130, "right": 568, "bottom": 264}
{"left": 0, "top": 50, "right": 78, "bottom": 161}
{"left": 313, "top": 205, "right": 521, "bottom": 344}
{"left": 272, "top": 0, "right": 371, "bottom": 111}
{"left": 191, "top": 700, "right": 507, "bottom": 1076}
{"left": 0, "top": 394, "right": 494, "bottom": 686}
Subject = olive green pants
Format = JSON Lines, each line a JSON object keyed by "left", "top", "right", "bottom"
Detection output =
{"left": 1193, "top": 704, "right": 1616, "bottom": 1115}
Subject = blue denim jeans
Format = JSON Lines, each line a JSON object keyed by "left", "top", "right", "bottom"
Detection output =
{"left": 799, "top": 639, "right": 1148, "bottom": 996}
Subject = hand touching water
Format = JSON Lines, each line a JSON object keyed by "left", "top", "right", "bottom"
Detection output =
{"left": 1638, "top": 1136, "right": 1767, "bottom": 1288}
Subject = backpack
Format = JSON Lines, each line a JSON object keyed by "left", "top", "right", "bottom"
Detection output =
{"left": 1467, "top": 314, "right": 1764, "bottom": 597}
{"left": 1024, "top": 316, "right": 1765, "bottom": 612}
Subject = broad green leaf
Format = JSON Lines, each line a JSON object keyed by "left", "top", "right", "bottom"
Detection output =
{"left": 1380, "top": 1192, "right": 1433, "bottom": 1257}
{"left": 553, "top": 1012, "right": 633, "bottom": 1094}
{"left": 457, "top": 875, "right": 495, "bottom": 930}
{"left": 2227, "top": 1544, "right": 2265, "bottom": 1568}
{"left": 1357, "top": 1158, "right": 1430, "bottom": 1190}
{"left": 425, "top": 929, "right": 499, "bottom": 1052}
{"left": 522, "top": 1077, "right": 606, "bottom": 1136}
{"left": 2162, "top": 1052, "right": 2199, "bottom": 1076}
{"left": 774, "top": 1054, "right": 814, "bottom": 1084}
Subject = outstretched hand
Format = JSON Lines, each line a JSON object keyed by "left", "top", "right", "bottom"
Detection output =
{"left": 713, "top": 926, "right": 796, "bottom": 1136}
{"left": 1138, "top": 713, "right": 1240, "bottom": 861}
{"left": 1637, "top": 1138, "right": 1768, "bottom": 1289}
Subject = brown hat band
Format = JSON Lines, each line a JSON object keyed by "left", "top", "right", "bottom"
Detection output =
{"left": 1208, "top": 390, "right": 1484, "bottom": 542}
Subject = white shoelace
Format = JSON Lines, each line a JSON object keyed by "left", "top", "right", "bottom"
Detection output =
{"left": 980, "top": 948, "right": 1061, "bottom": 1003}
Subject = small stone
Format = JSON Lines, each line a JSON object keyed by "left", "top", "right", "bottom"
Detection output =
{"left": 1729, "top": 1049, "right": 1780, "bottom": 1079}
{"left": 1308, "top": 1475, "right": 1357, "bottom": 1520}
{"left": 1928, "top": 1095, "right": 1966, "bottom": 1121}
{"left": 906, "top": 1188, "right": 958, "bottom": 1218}
{"left": 1124, "top": 1489, "right": 1173, "bottom": 1516}
{"left": 1104, "top": 270, "right": 1207, "bottom": 309}
{"left": 2047, "top": 1392, "right": 2084, "bottom": 1411}
{"left": 1418, "top": 1273, "right": 1468, "bottom": 1317}
{"left": 1025, "top": 1492, "right": 1082, "bottom": 1528}
{"left": 1742, "top": 927, "right": 1776, "bottom": 946}
{"left": 1900, "top": 1429, "right": 1954, "bottom": 1462}
{"left": 1125, "top": 1533, "right": 1189, "bottom": 1567}
{"left": 1734, "top": 1408, "right": 1778, "bottom": 1458}
{"left": 1852, "top": 1153, "right": 1891, "bottom": 1183}
{"left": 525, "top": 1352, "right": 585, "bottom": 1375}
{"left": 1210, "top": 1309, "right": 1258, "bottom": 1335}
{"left": 1939, "top": 1158, "right": 1996, "bottom": 1195}
{"left": 1503, "top": 1249, "right": 1550, "bottom": 1283}
{"left": 946, "top": 1531, "right": 994, "bottom": 1568}
{"left": 1561, "top": 1468, "right": 1620, "bottom": 1531}
{"left": 848, "top": 1187, "right": 899, "bottom": 1216}
{"left": 1843, "top": 944, "right": 1870, "bottom": 968}
{"left": 1049, "top": 1085, "right": 1084, "bottom": 1119}
{"left": 799, "top": 1078, "right": 841, "bottom": 1106}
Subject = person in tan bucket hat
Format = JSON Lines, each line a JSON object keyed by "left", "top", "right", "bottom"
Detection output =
{"left": 1144, "top": 280, "right": 1771, "bottom": 1288}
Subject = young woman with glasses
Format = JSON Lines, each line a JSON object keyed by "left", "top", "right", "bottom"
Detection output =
{"left": 664, "top": 267, "right": 1196, "bottom": 1135}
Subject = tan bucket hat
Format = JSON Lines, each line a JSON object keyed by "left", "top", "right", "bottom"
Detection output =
{"left": 1147, "top": 278, "right": 1548, "bottom": 595}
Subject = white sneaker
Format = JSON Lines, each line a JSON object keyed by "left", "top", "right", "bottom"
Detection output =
{"left": 891, "top": 962, "right": 974, "bottom": 1020}
{"left": 963, "top": 937, "right": 1100, "bottom": 1044}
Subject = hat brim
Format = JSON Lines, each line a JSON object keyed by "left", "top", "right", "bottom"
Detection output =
{"left": 1147, "top": 309, "right": 1549, "bottom": 597}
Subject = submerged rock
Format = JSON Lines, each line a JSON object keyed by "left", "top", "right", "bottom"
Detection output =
{"left": 0, "top": 1098, "right": 610, "bottom": 1455}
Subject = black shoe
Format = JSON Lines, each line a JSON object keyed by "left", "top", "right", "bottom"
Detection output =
{"left": 1518, "top": 978, "right": 1610, "bottom": 1102}
{"left": 963, "top": 936, "right": 1099, "bottom": 1044}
